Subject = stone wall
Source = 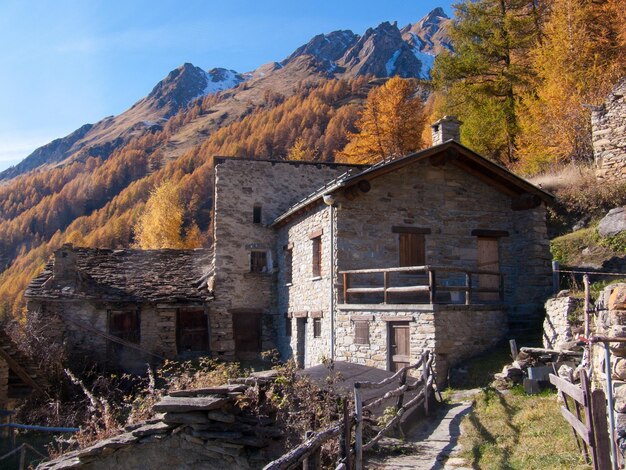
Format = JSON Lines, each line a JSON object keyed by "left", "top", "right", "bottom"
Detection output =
{"left": 594, "top": 78, "right": 626, "bottom": 181}
{"left": 38, "top": 382, "right": 286, "bottom": 470}
{"left": 543, "top": 294, "right": 582, "bottom": 349}
{"left": 28, "top": 300, "right": 204, "bottom": 371}
{"left": 212, "top": 159, "right": 357, "bottom": 359}
{"left": 335, "top": 304, "right": 506, "bottom": 385}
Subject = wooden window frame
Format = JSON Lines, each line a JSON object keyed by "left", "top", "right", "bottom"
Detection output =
{"left": 284, "top": 246, "right": 293, "bottom": 285}
{"left": 354, "top": 320, "right": 370, "bottom": 345}
{"left": 250, "top": 250, "right": 268, "bottom": 273}
{"left": 313, "top": 318, "right": 322, "bottom": 338}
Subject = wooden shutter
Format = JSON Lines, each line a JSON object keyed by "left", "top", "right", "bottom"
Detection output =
{"left": 313, "top": 318, "right": 322, "bottom": 338}
{"left": 177, "top": 309, "right": 209, "bottom": 354}
{"left": 284, "top": 248, "right": 293, "bottom": 284}
{"left": 250, "top": 251, "right": 268, "bottom": 273}
{"left": 312, "top": 237, "right": 322, "bottom": 277}
{"left": 354, "top": 321, "right": 370, "bottom": 345}
{"left": 399, "top": 233, "right": 425, "bottom": 267}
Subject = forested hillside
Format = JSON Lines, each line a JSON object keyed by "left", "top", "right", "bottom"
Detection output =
{"left": 1, "top": 0, "right": 625, "bottom": 320}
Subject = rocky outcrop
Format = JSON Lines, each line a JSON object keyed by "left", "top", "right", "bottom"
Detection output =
{"left": 599, "top": 207, "right": 626, "bottom": 238}
{"left": 38, "top": 379, "right": 285, "bottom": 470}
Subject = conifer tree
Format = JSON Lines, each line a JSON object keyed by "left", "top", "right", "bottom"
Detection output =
{"left": 432, "top": 0, "right": 547, "bottom": 164}
{"left": 337, "top": 76, "right": 426, "bottom": 164}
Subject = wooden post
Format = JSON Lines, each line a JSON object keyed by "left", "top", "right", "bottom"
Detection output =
{"left": 423, "top": 351, "right": 430, "bottom": 416}
{"left": 429, "top": 270, "right": 437, "bottom": 304}
{"left": 580, "top": 371, "right": 598, "bottom": 467}
{"left": 383, "top": 271, "right": 389, "bottom": 304}
{"left": 465, "top": 272, "right": 471, "bottom": 305}
{"left": 302, "top": 430, "right": 321, "bottom": 470}
{"left": 509, "top": 339, "right": 518, "bottom": 360}
{"left": 342, "top": 400, "right": 352, "bottom": 470}
{"left": 354, "top": 384, "right": 363, "bottom": 470}
{"left": 552, "top": 260, "right": 560, "bottom": 295}
{"left": 499, "top": 274, "right": 505, "bottom": 303}
{"left": 343, "top": 273, "right": 349, "bottom": 304}
{"left": 583, "top": 274, "right": 591, "bottom": 339}
{"left": 396, "top": 368, "right": 408, "bottom": 410}
{"left": 591, "top": 388, "right": 612, "bottom": 470}
{"left": 18, "top": 444, "right": 25, "bottom": 470}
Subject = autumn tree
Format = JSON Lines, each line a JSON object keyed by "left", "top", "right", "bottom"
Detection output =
{"left": 286, "top": 137, "right": 316, "bottom": 161}
{"left": 337, "top": 76, "right": 426, "bottom": 164}
{"left": 432, "top": 0, "right": 547, "bottom": 164}
{"left": 516, "top": 0, "right": 626, "bottom": 173}
{"left": 133, "top": 180, "right": 203, "bottom": 249}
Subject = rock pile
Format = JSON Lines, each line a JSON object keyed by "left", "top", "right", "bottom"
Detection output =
{"left": 39, "top": 376, "right": 286, "bottom": 470}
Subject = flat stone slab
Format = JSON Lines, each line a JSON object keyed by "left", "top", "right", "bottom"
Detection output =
{"left": 162, "top": 411, "right": 210, "bottom": 424}
{"left": 169, "top": 385, "right": 246, "bottom": 397}
{"left": 131, "top": 421, "right": 172, "bottom": 437}
{"left": 154, "top": 396, "right": 230, "bottom": 413}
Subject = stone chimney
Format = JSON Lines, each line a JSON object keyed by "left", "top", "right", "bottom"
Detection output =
{"left": 53, "top": 244, "right": 77, "bottom": 283}
{"left": 431, "top": 116, "right": 462, "bottom": 145}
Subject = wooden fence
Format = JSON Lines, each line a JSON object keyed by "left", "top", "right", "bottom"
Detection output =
{"left": 549, "top": 370, "right": 611, "bottom": 470}
{"left": 340, "top": 265, "right": 504, "bottom": 305}
{"left": 263, "top": 351, "right": 437, "bottom": 470}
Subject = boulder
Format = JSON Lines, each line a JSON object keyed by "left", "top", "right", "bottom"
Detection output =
{"left": 614, "top": 357, "right": 626, "bottom": 381}
{"left": 610, "top": 285, "right": 626, "bottom": 312}
{"left": 609, "top": 325, "right": 626, "bottom": 357}
{"left": 599, "top": 207, "right": 626, "bottom": 237}
{"left": 616, "top": 381, "right": 626, "bottom": 413}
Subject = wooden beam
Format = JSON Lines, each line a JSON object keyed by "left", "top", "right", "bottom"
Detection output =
{"left": 471, "top": 229, "right": 509, "bottom": 238}
{"left": 0, "top": 349, "right": 42, "bottom": 393}
{"left": 392, "top": 226, "right": 432, "bottom": 234}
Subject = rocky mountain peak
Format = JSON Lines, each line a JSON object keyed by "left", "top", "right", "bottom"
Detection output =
{"left": 282, "top": 30, "right": 358, "bottom": 67}
{"left": 144, "top": 63, "right": 211, "bottom": 115}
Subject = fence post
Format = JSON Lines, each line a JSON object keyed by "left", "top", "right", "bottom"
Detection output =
{"left": 343, "top": 273, "right": 349, "bottom": 304}
{"left": 583, "top": 274, "right": 591, "bottom": 339}
{"left": 429, "top": 270, "right": 437, "bottom": 304}
{"left": 465, "top": 272, "right": 471, "bottom": 305}
{"left": 354, "top": 384, "right": 363, "bottom": 470}
{"left": 422, "top": 351, "right": 430, "bottom": 416}
{"left": 342, "top": 400, "right": 352, "bottom": 470}
{"left": 591, "top": 388, "right": 612, "bottom": 470}
{"left": 552, "top": 260, "right": 560, "bottom": 295}
{"left": 384, "top": 271, "right": 389, "bottom": 304}
{"left": 19, "top": 444, "right": 25, "bottom": 470}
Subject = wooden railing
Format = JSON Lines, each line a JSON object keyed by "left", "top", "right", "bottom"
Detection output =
{"left": 340, "top": 265, "right": 504, "bottom": 305}
{"left": 263, "top": 351, "right": 438, "bottom": 470}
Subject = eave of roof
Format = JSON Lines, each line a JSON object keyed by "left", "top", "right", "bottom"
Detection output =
{"left": 271, "top": 141, "right": 554, "bottom": 227}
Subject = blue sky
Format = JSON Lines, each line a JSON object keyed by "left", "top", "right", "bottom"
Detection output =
{"left": 0, "top": 0, "right": 455, "bottom": 171}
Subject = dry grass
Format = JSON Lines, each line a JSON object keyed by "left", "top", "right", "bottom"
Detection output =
{"left": 460, "top": 387, "right": 591, "bottom": 470}
{"left": 527, "top": 163, "right": 594, "bottom": 193}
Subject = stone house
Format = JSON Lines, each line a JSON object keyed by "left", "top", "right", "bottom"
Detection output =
{"left": 27, "top": 118, "right": 554, "bottom": 380}
{"left": 594, "top": 78, "right": 626, "bottom": 181}
{"left": 210, "top": 117, "right": 554, "bottom": 379}
{"left": 26, "top": 247, "right": 213, "bottom": 370}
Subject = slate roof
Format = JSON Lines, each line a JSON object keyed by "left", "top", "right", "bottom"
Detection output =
{"left": 26, "top": 246, "right": 214, "bottom": 303}
{"left": 271, "top": 140, "right": 555, "bottom": 227}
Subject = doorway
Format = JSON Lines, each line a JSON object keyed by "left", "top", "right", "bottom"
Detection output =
{"left": 477, "top": 237, "right": 500, "bottom": 301}
{"left": 388, "top": 321, "right": 410, "bottom": 372}
{"left": 177, "top": 308, "right": 209, "bottom": 355}
{"left": 232, "top": 311, "right": 261, "bottom": 360}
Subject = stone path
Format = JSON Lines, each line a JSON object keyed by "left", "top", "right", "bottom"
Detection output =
{"left": 365, "top": 390, "right": 478, "bottom": 470}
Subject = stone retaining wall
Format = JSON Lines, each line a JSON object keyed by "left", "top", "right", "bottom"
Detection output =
{"left": 543, "top": 294, "right": 582, "bottom": 349}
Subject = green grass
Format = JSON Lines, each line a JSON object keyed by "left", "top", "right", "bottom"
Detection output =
{"left": 460, "top": 387, "right": 591, "bottom": 470}
{"left": 550, "top": 227, "right": 599, "bottom": 265}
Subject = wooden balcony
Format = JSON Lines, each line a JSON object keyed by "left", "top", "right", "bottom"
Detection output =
{"left": 339, "top": 265, "right": 504, "bottom": 305}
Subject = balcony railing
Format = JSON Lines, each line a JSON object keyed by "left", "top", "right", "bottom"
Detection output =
{"left": 339, "top": 265, "right": 504, "bottom": 305}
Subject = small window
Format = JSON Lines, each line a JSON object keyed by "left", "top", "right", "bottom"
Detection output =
{"left": 250, "top": 251, "right": 268, "bottom": 273}
{"left": 354, "top": 321, "right": 370, "bottom": 345}
{"left": 312, "top": 236, "right": 322, "bottom": 277}
{"left": 253, "top": 204, "right": 262, "bottom": 224}
{"left": 285, "top": 315, "right": 292, "bottom": 337}
{"left": 284, "top": 248, "right": 293, "bottom": 284}
{"left": 313, "top": 318, "right": 322, "bottom": 338}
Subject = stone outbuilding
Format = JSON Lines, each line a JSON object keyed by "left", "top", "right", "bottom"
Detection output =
{"left": 594, "top": 78, "right": 626, "bottom": 181}
{"left": 26, "top": 247, "right": 213, "bottom": 370}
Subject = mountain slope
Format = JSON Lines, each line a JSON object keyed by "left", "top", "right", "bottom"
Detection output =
{"left": 1, "top": 8, "right": 451, "bottom": 182}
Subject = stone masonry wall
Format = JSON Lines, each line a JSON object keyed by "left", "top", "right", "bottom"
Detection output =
{"left": 276, "top": 204, "right": 333, "bottom": 366}
{"left": 543, "top": 294, "right": 582, "bottom": 349}
{"left": 334, "top": 159, "right": 551, "bottom": 326}
{"left": 212, "top": 159, "right": 358, "bottom": 359}
{"left": 594, "top": 78, "right": 626, "bottom": 181}
{"left": 335, "top": 305, "right": 506, "bottom": 386}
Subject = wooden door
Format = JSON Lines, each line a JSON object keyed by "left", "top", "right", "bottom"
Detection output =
{"left": 399, "top": 233, "right": 425, "bottom": 267}
{"left": 177, "top": 309, "right": 209, "bottom": 354}
{"left": 388, "top": 322, "right": 410, "bottom": 372}
{"left": 108, "top": 310, "right": 140, "bottom": 365}
{"left": 233, "top": 312, "right": 261, "bottom": 360}
{"left": 477, "top": 237, "right": 499, "bottom": 301}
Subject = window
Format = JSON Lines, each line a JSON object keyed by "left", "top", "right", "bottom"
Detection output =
{"left": 253, "top": 204, "right": 262, "bottom": 224}
{"left": 250, "top": 251, "right": 268, "bottom": 273}
{"left": 354, "top": 321, "right": 370, "bottom": 345}
{"left": 285, "top": 315, "right": 292, "bottom": 337}
{"left": 392, "top": 227, "right": 430, "bottom": 267}
{"left": 313, "top": 318, "right": 322, "bottom": 338}
{"left": 312, "top": 236, "right": 322, "bottom": 277}
{"left": 284, "top": 247, "right": 293, "bottom": 284}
